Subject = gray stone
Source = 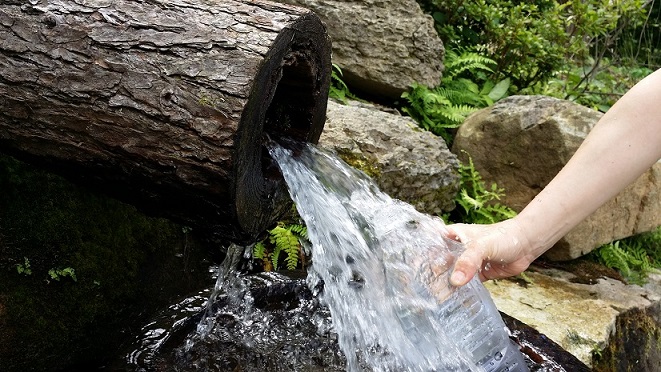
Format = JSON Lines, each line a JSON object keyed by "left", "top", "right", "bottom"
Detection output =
{"left": 275, "top": 0, "right": 445, "bottom": 98}
{"left": 318, "top": 100, "right": 460, "bottom": 215}
{"left": 452, "top": 95, "right": 661, "bottom": 260}
{"left": 485, "top": 267, "right": 661, "bottom": 369}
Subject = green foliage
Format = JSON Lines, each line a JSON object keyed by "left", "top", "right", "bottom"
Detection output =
{"left": 48, "top": 267, "right": 77, "bottom": 282}
{"left": 614, "top": 0, "right": 661, "bottom": 68}
{"left": 524, "top": 59, "right": 654, "bottom": 111}
{"left": 328, "top": 64, "right": 358, "bottom": 104}
{"left": 419, "top": 0, "right": 651, "bottom": 90}
{"left": 446, "top": 152, "right": 517, "bottom": 224}
{"left": 588, "top": 226, "right": 661, "bottom": 285}
{"left": 401, "top": 50, "right": 510, "bottom": 143}
{"left": 253, "top": 222, "right": 309, "bottom": 271}
{"left": 16, "top": 257, "right": 32, "bottom": 276}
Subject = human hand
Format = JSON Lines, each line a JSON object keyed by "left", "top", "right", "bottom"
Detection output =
{"left": 444, "top": 218, "right": 536, "bottom": 287}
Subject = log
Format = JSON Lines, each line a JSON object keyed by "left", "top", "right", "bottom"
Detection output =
{"left": 0, "top": 0, "right": 331, "bottom": 243}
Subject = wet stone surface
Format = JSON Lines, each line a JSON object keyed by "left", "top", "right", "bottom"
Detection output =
{"left": 118, "top": 271, "right": 589, "bottom": 372}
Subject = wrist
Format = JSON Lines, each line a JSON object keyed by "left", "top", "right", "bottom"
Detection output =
{"left": 509, "top": 214, "right": 554, "bottom": 263}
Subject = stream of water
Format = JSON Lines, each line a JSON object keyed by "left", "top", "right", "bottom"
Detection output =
{"left": 118, "top": 140, "right": 589, "bottom": 371}
{"left": 266, "top": 139, "right": 523, "bottom": 372}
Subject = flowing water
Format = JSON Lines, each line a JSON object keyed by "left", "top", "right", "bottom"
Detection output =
{"left": 122, "top": 260, "right": 347, "bottom": 371}
{"left": 119, "top": 140, "right": 584, "bottom": 371}
{"left": 266, "top": 139, "right": 498, "bottom": 371}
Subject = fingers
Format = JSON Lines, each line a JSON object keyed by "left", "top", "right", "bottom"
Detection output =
{"left": 444, "top": 223, "right": 468, "bottom": 242}
{"left": 446, "top": 224, "right": 481, "bottom": 286}
{"left": 446, "top": 219, "right": 534, "bottom": 287}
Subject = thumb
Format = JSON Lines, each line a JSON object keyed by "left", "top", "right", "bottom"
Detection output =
{"left": 445, "top": 224, "right": 483, "bottom": 286}
{"left": 449, "top": 246, "right": 484, "bottom": 287}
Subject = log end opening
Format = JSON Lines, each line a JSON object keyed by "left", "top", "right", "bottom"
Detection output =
{"left": 233, "top": 15, "right": 331, "bottom": 242}
{"left": 264, "top": 53, "right": 318, "bottom": 141}
{"left": 261, "top": 51, "right": 319, "bottom": 179}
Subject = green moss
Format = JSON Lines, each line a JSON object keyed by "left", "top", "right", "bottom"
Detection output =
{"left": 0, "top": 154, "right": 212, "bottom": 371}
{"left": 335, "top": 149, "right": 381, "bottom": 179}
{"left": 592, "top": 305, "right": 661, "bottom": 371}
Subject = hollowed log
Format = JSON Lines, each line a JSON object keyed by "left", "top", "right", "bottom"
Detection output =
{"left": 0, "top": 0, "right": 331, "bottom": 243}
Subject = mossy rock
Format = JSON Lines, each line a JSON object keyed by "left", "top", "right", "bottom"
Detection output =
{"left": 592, "top": 303, "right": 661, "bottom": 371}
{"left": 0, "top": 154, "right": 214, "bottom": 371}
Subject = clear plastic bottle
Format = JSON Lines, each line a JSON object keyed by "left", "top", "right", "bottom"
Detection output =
{"left": 435, "top": 272, "right": 529, "bottom": 372}
{"left": 380, "top": 212, "right": 529, "bottom": 372}
{"left": 268, "top": 141, "right": 528, "bottom": 371}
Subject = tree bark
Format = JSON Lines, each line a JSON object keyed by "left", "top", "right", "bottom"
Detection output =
{"left": 0, "top": 0, "right": 331, "bottom": 243}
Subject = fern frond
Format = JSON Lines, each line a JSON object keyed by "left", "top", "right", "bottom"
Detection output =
{"left": 253, "top": 242, "right": 267, "bottom": 260}
{"left": 450, "top": 152, "right": 517, "bottom": 225}
{"left": 271, "top": 246, "right": 282, "bottom": 270}
{"left": 269, "top": 226, "right": 302, "bottom": 270}
{"left": 289, "top": 224, "right": 308, "bottom": 239}
{"left": 436, "top": 104, "right": 479, "bottom": 124}
{"left": 457, "top": 189, "right": 483, "bottom": 210}
{"left": 589, "top": 226, "right": 661, "bottom": 285}
{"left": 595, "top": 241, "right": 633, "bottom": 279}
{"left": 401, "top": 48, "right": 509, "bottom": 146}
{"left": 283, "top": 239, "right": 301, "bottom": 271}
{"left": 474, "top": 208, "right": 497, "bottom": 224}
{"left": 445, "top": 51, "right": 496, "bottom": 79}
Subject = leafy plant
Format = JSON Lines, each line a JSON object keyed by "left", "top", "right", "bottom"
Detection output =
{"left": 614, "top": 0, "right": 661, "bottom": 68}
{"left": 446, "top": 152, "right": 517, "bottom": 224}
{"left": 328, "top": 64, "right": 358, "bottom": 104}
{"left": 48, "top": 267, "right": 77, "bottom": 282}
{"left": 16, "top": 257, "right": 32, "bottom": 276}
{"left": 588, "top": 226, "right": 661, "bottom": 285}
{"left": 524, "top": 60, "right": 654, "bottom": 111}
{"left": 401, "top": 50, "right": 510, "bottom": 143}
{"left": 253, "top": 222, "right": 309, "bottom": 271}
{"left": 419, "top": 0, "right": 650, "bottom": 90}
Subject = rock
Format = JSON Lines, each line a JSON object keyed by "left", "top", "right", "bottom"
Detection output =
{"left": 592, "top": 301, "right": 661, "bottom": 371}
{"left": 452, "top": 95, "right": 661, "bottom": 260}
{"left": 126, "top": 271, "right": 590, "bottom": 371}
{"left": 275, "top": 0, "right": 445, "bottom": 98}
{"left": 319, "top": 100, "right": 461, "bottom": 215}
{"left": 485, "top": 264, "right": 661, "bottom": 369}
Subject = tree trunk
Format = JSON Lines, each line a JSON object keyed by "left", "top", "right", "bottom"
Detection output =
{"left": 0, "top": 0, "right": 331, "bottom": 243}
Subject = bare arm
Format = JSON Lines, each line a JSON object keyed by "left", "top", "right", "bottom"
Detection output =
{"left": 448, "top": 68, "right": 661, "bottom": 286}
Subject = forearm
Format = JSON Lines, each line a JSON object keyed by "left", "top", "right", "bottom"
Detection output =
{"left": 516, "top": 68, "right": 661, "bottom": 260}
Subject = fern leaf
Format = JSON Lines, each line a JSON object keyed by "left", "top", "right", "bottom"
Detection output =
{"left": 253, "top": 242, "right": 267, "bottom": 260}
{"left": 271, "top": 246, "right": 282, "bottom": 271}
{"left": 438, "top": 104, "right": 479, "bottom": 123}
{"left": 283, "top": 239, "right": 300, "bottom": 270}
{"left": 289, "top": 224, "right": 308, "bottom": 239}
{"left": 597, "top": 241, "right": 633, "bottom": 279}
{"left": 445, "top": 51, "right": 495, "bottom": 78}
{"left": 269, "top": 226, "right": 301, "bottom": 270}
{"left": 458, "top": 189, "right": 483, "bottom": 210}
{"left": 474, "top": 209, "right": 497, "bottom": 224}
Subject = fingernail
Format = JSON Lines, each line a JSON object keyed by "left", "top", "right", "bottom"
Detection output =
{"left": 450, "top": 271, "right": 465, "bottom": 286}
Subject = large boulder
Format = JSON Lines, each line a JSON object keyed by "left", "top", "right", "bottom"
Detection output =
{"left": 452, "top": 95, "right": 661, "bottom": 260}
{"left": 485, "top": 264, "right": 661, "bottom": 370}
{"left": 275, "top": 0, "right": 445, "bottom": 98}
{"left": 319, "top": 100, "right": 460, "bottom": 215}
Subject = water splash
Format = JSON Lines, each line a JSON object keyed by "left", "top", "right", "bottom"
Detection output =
{"left": 194, "top": 243, "right": 253, "bottom": 341}
{"left": 123, "top": 139, "right": 530, "bottom": 371}
{"left": 268, "top": 140, "right": 486, "bottom": 371}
